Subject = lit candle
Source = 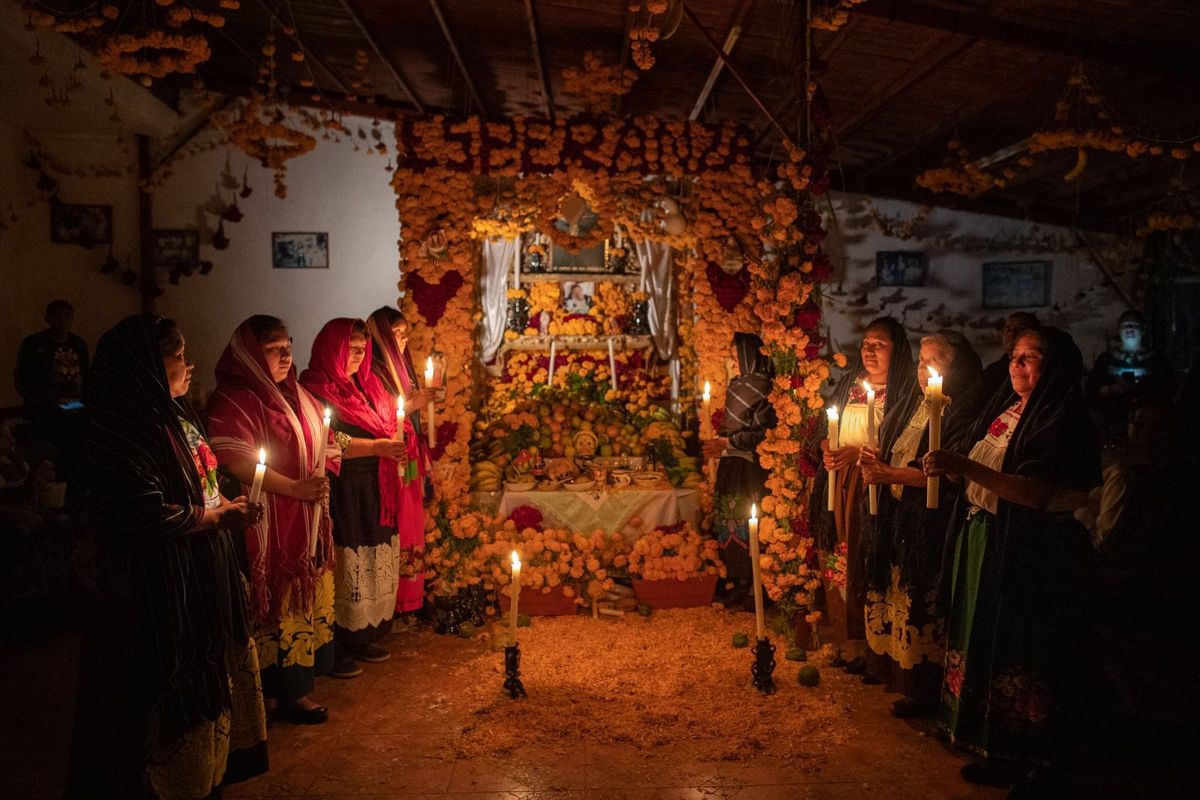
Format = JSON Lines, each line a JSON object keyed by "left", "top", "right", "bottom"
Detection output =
{"left": 509, "top": 550, "right": 522, "bottom": 642}
{"left": 865, "top": 381, "right": 878, "bottom": 516}
{"left": 513, "top": 233, "right": 521, "bottom": 289}
{"left": 425, "top": 356, "right": 436, "bottom": 450}
{"left": 604, "top": 238, "right": 610, "bottom": 268}
{"left": 547, "top": 339, "right": 557, "bottom": 384}
{"left": 748, "top": 503, "right": 766, "bottom": 640}
{"left": 309, "top": 408, "right": 331, "bottom": 557}
{"left": 607, "top": 337, "right": 618, "bottom": 391}
{"left": 248, "top": 448, "right": 267, "bottom": 505}
{"left": 826, "top": 407, "right": 840, "bottom": 511}
{"left": 702, "top": 381, "right": 714, "bottom": 485}
{"left": 926, "top": 368, "right": 943, "bottom": 509}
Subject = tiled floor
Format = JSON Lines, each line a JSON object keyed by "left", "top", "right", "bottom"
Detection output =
{"left": 5, "top": 621, "right": 1006, "bottom": 800}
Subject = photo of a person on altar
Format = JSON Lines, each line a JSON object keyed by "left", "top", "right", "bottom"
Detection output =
{"left": 562, "top": 281, "right": 595, "bottom": 314}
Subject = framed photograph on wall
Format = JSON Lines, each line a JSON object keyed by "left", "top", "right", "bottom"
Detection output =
{"left": 272, "top": 232, "right": 329, "bottom": 269}
{"left": 152, "top": 229, "right": 200, "bottom": 272}
{"left": 876, "top": 251, "right": 928, "bottom": 287}
{"left": 560, "top": 280, "right": 595, "bottom": 314}
{"left": 50, "top": 201, "right": 112, "bottom": 247}
{"left": 982, "top": 260, "right": 1051, "bottom": 308}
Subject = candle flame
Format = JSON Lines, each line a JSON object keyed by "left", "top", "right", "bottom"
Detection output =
{"left": 826, "top": 406, "right": 839, "bottom": 422}
{"left": 928, "top": 367, "right": 942, "bottom": 385}
{"left": 750, "top": 503, "right": 757, "bottom": 522}
{"left": 258, "top": 448, "right": 266, "bottom": 465}
{"left": 862, "top": 380, "right": 873, "bottom": 394}
{"left": 425, "top": 356, "right": 434, "bottom": 378}
{"left": 511, "top": 550, "right": 521, "bottom": 570}
{"left": 702, "top": 380, "right": 711, "bottom": 402}
{"left": 397, "top": 394, "right": 405, "bottom": 417}
{"left": 323, "top": 407, "right": 331, "bottom": 423}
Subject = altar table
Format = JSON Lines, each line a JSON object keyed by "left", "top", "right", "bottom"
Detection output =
{"left": 490, "top": 487, "right": 698, "bottom": 536}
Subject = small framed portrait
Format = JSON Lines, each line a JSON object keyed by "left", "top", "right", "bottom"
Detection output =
{"left": 560, "top": 280, "right": 595, "bottom": 314}
{"left": 272, "top": 232, "right": 330, "bottom": 269}
{"left": 151, "top": 229, "right": 200, "bottom": 272}
{"left": 50, "top": 201, "right": 112, "bottom": 247}
{"left": 982, "top": 260, "right": 1051, "bottom": 309}
{"left": 875, "top": 251, "right": 928, "bottom": 287}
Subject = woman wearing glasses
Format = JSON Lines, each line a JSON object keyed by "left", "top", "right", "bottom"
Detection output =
{"left": 924, "top": 328, "right": 1100, "bottom": 795}
{"left": 208, "top": 316, "right": 341, "bottom": 724}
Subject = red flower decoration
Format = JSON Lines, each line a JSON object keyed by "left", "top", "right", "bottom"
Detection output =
{"left": 429, "top": 420, "right": 458, "bottom": 461}
{"left": 705, "top": 261, "right": 751, "bottom": 312}
{"left": 508, "top": 505, "right": 544, "bottom": 531}
{"left": 408, "top": 270, "right": 465, "bottom": 326}
{"left": 988, "top": 417, "right": 1009, "bottom": 438}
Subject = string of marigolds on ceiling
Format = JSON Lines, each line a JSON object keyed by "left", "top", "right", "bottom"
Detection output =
{"left": 808, "top": 0, "right": 867, "bottom": 32}
{"left": 562, "top": 51, "right": 638, "bottom": 115}
{"left": 628, "top": 0, "right": 675, "bottom": 71}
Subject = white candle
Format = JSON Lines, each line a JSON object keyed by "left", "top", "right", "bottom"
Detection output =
{"left": 396, "top": 393, "right": 406, "bottom": 477}
{"left": 748, "top": 503, "right": 766, "bottom": 640}
{"left": 308, "top": 408, "right": 331, "bottom": 557}
{"left": 865, "top": 381, "right": 878, "bottom": 516}
{"left": 547, "top": 339, "right": 557, "bottom": 384}
{"left": 513, "top": 233, "right": 521, "bottom": 289}
{"left": 509, "top": 550, "right": 522, "bottom": 642}
{"left": 425, "top": 356, "right": 436, "bottom": 450}
{"left": 926, "top": 368, "right": 943, "bottom": 509}
{"left": 702, "top": 381, "right": 714, "bottom": 485}
{"left": 826, "top": 407, "right": 840, "bottom": 511}
{"left": 604, "top": 239, "right": 610, "bottom": 268}
{"left": 248, "top": 448, "right": 267, "bottom": 505}
{"left": 607, "top": 338, "right": 618, "bottom": 391}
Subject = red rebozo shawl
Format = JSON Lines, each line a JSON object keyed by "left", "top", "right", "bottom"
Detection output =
{"left": 206, "top": 321, "right": 342, "bottom": 626}
{"left": 298, "top": 318, "right": 418, "bottom": 532}
{"left": 366, "top": 310, "right": 428, "bottom": 612}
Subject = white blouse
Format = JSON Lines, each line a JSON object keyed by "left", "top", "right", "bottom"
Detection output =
{"left": 888, "top": 403, "right": 930, "bottom": 500}
{"left": 838, "top": 400, "right": 884, "bottom": 449}
{"left": 964, "top": 404, "right": 1022, "bottom": 514}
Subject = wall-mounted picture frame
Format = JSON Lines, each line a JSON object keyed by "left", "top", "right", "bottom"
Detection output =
{"left": 875, "top": 251, "right": 928, "bottom": 287}
{"left": 982, "top": 260, "right": 1051, "bottom": 309}
{"left": 50, "top": 201, "right": 112, "bottom": 247}
{"left": 152, "top": 229, "right": 200, "bottom": 272}
{"left": 272, "top": 231, "right": 329, "bottom": 269}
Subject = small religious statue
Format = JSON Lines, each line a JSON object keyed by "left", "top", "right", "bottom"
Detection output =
{"left": 538, "top": 310, "right": 551, "bottom": 336}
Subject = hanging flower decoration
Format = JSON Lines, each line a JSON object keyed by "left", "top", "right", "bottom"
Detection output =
{"left": 220, "top": 95, "right": 316, "bottom": 198}
{"left": 96, "top": 30, "right": 212, "bottom": 84}
{"left": 561, "top": 51, "right": 638, "bottom": 113}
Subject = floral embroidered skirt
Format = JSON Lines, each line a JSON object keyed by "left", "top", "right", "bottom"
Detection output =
{"left": 255, "top": 568, "right": 336, "bottom": 701}
{"left": 864, "top": 565, "right": 944, "bottom": 702}
{"left": 937, "top": 510, "right": 1073, "bottom": 766}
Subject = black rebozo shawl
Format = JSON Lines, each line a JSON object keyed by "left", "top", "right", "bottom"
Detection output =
{"left": 722, "top": 332, "right": 777, "bottom": 459}
{"left": 81, "top": 314, "right": 249, "bottom": 745}
{"left": 809, "top": 317, "right": 919, "bottom": 550}
{"left": 861, "top": 331, "right": 985, "bottom": 594}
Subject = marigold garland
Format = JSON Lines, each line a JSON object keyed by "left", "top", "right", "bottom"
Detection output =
{"left": 96, "top": 30, "right": 211, "bottom": 80}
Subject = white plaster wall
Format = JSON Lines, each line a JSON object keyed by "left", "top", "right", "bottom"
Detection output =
{"left": 153, "top": 120, "right": 401, "bottom": 402}
{"left": 0, "top": 120, "right": 143, "bottom": 408}
{"left": 820, "top": 193, "right": 1128, "bottom": 367}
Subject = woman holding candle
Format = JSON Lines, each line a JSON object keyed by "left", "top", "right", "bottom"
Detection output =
{"left": 702, "top": 332, "right": 776, "bottom": 607}
{"left": 858, "top": 331, "right": 983, "bottom": 716}
{"left": 207, "top": 315, "right": 341, "bottom": 723}
{"left": 367, "top": 306, "right": 435, "bottom": 613}
{"left": 810, "top": 317, "right": 917, "bottom": 671}
{"left": 300, "top": 318, "right": 413, "bottom": 676}
{"left": 923, "top": 328, "right": 1100, "bottom": 794}
{"left": 68, "top": 316, "right": 267, "bottom": 797}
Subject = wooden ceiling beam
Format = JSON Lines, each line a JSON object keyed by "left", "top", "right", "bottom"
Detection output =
{"left": 689, "top": 0, "right": 755, "bottom": 121}
{"left": 523, "top": 0, "right": 555, "bottom": 120}
{"left": 834, "top": 33, "right": 977, "bottom": 140}
{"left": 253, "top": 0, "right": 352, "bottom": 94}
{"left": 428, "top": 0, "right": 487, "bottom": 116}
{"left": 849, "top": 0, "right": 1200, "bottom": 78}
{"left": 336, "top": 0, "right": 425, "bottom": 112}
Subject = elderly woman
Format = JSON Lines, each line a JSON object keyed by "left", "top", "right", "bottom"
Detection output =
{"left": 207, "top": 315, "right": 341, "bottom": 723}
{"left": 702, "top": 332, "right": 776, "bottom": 604}
{"left": 859, "top": 331, "right": 984, "bottom": 715}
{"left": 811, "top": 317, "right": 918, "bottom": 669}
{"left": 924, "top": 327, "right": 1101, "bottom": 795}
{"left": 366, "top": 307, "right": 436, "bottom": 614}
{"left": 68, "top": 315, "right": 267, "bottom": 797}
{"left": 300, "top": 319, "right": 416, "bottom": 677}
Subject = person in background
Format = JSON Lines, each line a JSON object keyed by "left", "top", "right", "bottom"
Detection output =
{"left": 67, "top": 315, "right": 267, "bottom": 797}
{"left": 300, "top": 319, "right": 414, "bottom": 677}
{"left": 366, "top": 307, "right": 435, "bottom": 614}
{"left": 924, "top": 327, "right": 1101, "bottom": 797}
{"left": 859, "top": 331, "right": 984, "bottom": 716}
{"left": 207, "top": 316, "right": 340, "bottom": 723}
{"left": 811, "top": 317, "right": 919, "bottom": 673}
{"left": 979, "top": 312, "right": 1039, "bottom": 403}
{"left": 1086, "top": 309, "right": 1174, "bottom": 449}
{"left": 702, "top": 332, "right": 777, "bottom": 607}
{"left": 14, "top": 299, "right": 89, "bottom": 476}
{"left": 0, "top": 419, "right": 53, "bottom": 537}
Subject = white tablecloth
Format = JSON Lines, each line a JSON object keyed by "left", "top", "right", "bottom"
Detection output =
{"left": 491, "top": 487, "right": 698, "bottom": 535}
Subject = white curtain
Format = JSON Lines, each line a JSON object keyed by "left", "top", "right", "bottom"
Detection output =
{"left": 634, "top": 238, "right": 675, "bottom": 361}
{"left": 480, "top": 237, "right": 516, "bottom": 363}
